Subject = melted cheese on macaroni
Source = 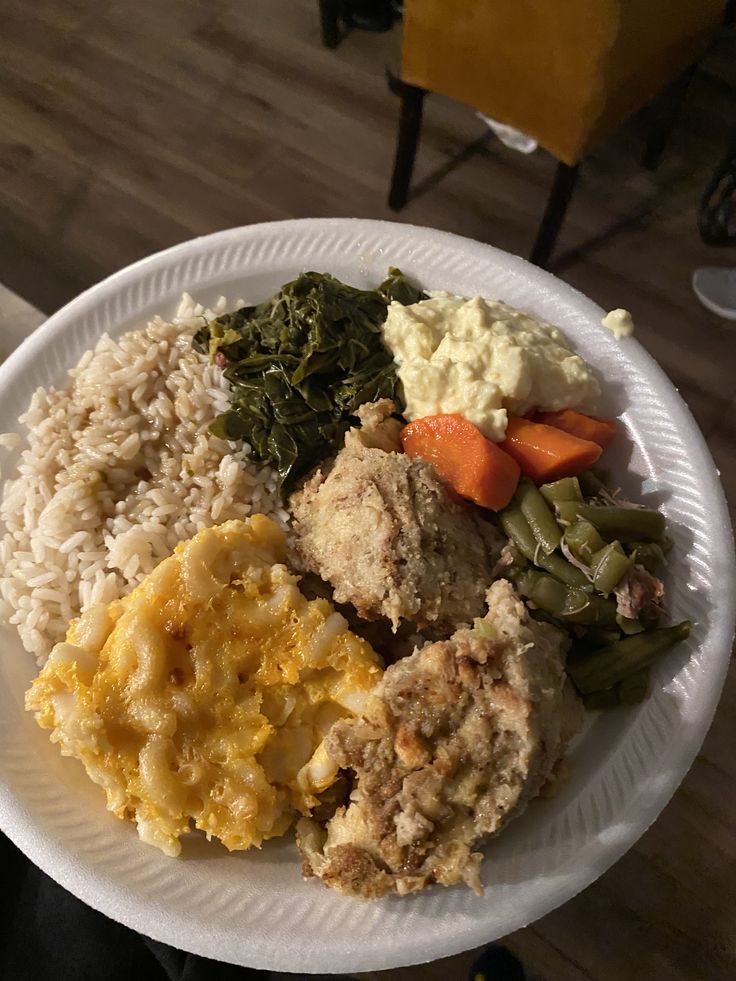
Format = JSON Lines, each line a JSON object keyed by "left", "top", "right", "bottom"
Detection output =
{"left": 26, "top": 516, "right": 382, "bottom": 856}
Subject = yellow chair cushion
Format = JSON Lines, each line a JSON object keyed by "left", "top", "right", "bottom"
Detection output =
{"left": 401, "top": 0, "right": 723, "bottom": 163}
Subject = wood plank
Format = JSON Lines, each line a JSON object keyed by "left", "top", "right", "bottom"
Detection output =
{"left": 0, "top": 284, "right": 46, "bottom": 360}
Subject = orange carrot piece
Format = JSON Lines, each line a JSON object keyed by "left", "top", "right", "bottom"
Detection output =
{"left": 500, "top": 416, "right": 602, "bottom": 484}
{"left": 535, "top": 408, "right": 617, "bottom": 448}
{"left": 401, "top": 414, "right": 521, "bottom": 511}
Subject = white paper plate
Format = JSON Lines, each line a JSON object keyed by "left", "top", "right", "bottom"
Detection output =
{"left": 0, "top": 219, "right": 733, "bottom": 974}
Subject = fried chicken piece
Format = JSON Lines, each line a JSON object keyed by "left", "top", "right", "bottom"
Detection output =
{"left": 297, "top": 580, "right": 582, "bottom": 899}
{"left": 289, "top": 400, "right": 504, "bottom": 632}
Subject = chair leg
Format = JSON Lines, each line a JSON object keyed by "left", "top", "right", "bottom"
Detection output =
{"left": 318, "top": 0, "right": 341, "bottom": 49}
{"left": 641, "top": 64, "right": 697, "bottom": 171}
{"left": 529, "top": 161, "right": 580, "bottom": 268}
{"left": 388, "top": 75, "right": 426, "bottom": 211}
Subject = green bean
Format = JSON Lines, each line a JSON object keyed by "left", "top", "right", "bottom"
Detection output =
{"left": 515, "top": 568, "right": 570, "bottom": 613}
{"left": 516, "top": 478, "right": 561, "bottom": 555}
{"left": 591, "top": 541, "right": 633, "bottom": 595}
{"left": 567, "top": 620, "right": 691, "bottom": 694}
{"left": 516, "top": 570, "right": 617, "bottom": 625}
{"left": 618, "top": 667, "right": 650, "bottom": 704}
{"left": 570, "top": 629, "right": 624, "bottom": 665}
{"left": 563, "top": 520, "right": 604, "bottom": 565}
{"left": 578, "top": 470, "right": 606, "bottom": 498}
{"left": 542, "top": 553, "right": 593, "bottom": 590}
{"left": 539, "top": 476, "right": 583, "bottom": 506}
{"left": 626, "top": 541, "right": 667, "bottom": 574}
{"left": 582, "top": 627, "right": 622, "bottom": 647}
{"left": 555, "top": 502, "right": 666, "bottom": 542}
{"left": 616, "top": 613, "right": 644, "bottom": 635}
{"left": 583, "top": 688, "right": 621, "bottom": 710}
{"left": 563, "top": 593, "right": 620, "bottom": 627}
{"left": 498, "top": 506, "right": 539, "bottom": 561}
{"left": 499, "top": 506, "right": 591, "bottom": 589}
{"left": 583, "top": 669, "right": 650, "bottom": 709}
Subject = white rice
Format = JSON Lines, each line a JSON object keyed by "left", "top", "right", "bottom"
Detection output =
{"left": 0, "top": 293, "right": 288, "bottom": 663}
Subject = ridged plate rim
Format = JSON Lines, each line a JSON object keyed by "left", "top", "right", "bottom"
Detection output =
{"left": 0, "top": 218, "right": 733, "bottom": 973}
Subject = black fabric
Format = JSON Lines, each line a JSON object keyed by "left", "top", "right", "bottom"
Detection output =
{"left": 469, "top": 944, "right": 527, "bottom": 981}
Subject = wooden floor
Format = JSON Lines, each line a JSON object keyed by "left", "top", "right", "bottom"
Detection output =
{"left": 1, "top": 3, "right": 735, "bottom": 979}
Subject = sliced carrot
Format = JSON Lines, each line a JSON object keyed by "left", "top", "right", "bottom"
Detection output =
{"left": 500, "top": 416, "right": 602, "bottom": 484}
{"left": 535, "top": 408, "right": 617, "bottom": 448}
{"left": 401, "top": 414, "right": 521, "bottom": 511}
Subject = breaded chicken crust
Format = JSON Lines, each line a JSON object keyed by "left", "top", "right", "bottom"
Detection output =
{"left": 297, "top": 580, "right": 582, "bottom": 898}
{"left": 290, "top": 401, "right": 504, "bottom": 632}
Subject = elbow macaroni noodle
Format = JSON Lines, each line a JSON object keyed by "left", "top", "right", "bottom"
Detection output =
{"left": 26, "top": 517, "right": 382, "bottom": 856}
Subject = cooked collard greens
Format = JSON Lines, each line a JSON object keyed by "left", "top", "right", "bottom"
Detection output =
{"left": 193, "top": 268, "right": 424, "bottom": 491}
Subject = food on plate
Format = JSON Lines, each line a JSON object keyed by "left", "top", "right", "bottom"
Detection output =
{"left": 297, "top": 580, "right": 582, "bottom": 898}
{"left": 498, "top": 471, "right": 684, "bottom": 707}
{"left": 533, "top": 409, "right": 617, "bottom": 448}
{"left": 498, "top": 481, "right": 591, "bottom": 589}
{"left": 0, "top": 267, "right": 693, "bottom": 898}
{"left": 0, "top": 297, "right": 285, "bottom": 663}
{"left": 566, "top": 620, "right": 691, "bottom": 695}
{"left": 554, "top": 500, "right": 666, "bottom": 541}
{"left": 381, "top": 293, "right": 600, "bottom": 442}
{"left": 400, "top": 414, "right": 521, "bottom": 511}
{"left": 192, "top": 269, "right": 424, "bottom": 492}
{"left": 25, "top": 517, "right": 383, "bottom": 856}
{"left": 290, "top": 400, "right": 505, "bottom": 632}
{"left": 601, "top": 308, "right": 635, "bottom": 339}
{"left": 499, "top": 416, "right": 602, "bottom": 483}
